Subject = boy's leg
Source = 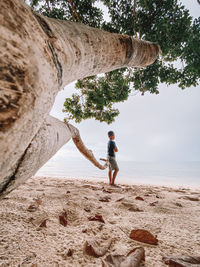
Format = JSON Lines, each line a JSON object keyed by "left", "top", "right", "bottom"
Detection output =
{"left": 111, "top": 169, "right": 118, "bottom": 185}
{"left": 111, "top": 158, "right": 119, "bottom": 185}
{"left": 108, "top": 169, "right": 112, "bottom": 185}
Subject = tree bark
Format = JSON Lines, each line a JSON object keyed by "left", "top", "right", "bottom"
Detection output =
{"left": 66, "top": 123, "right": 108, "bottom": 170}
{"left": 0, "top": 116, "right": 72, "bottom": 197}
{"left": 0, "top": 0, "right": 159, "bottom": 196}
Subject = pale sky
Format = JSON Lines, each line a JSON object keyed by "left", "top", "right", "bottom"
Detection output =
{"left": 49, "top": 0, "right": 200, "bottom": 164}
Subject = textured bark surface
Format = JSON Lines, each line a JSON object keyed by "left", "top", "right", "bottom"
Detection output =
{"left": 67, "top": 123, "right": 108, "bottom": 170}
{"left": 0, "top": 0, "right": 159, "bottom": 196}
{"left": 0, "top": 116, "right": 71, "bottom": 197}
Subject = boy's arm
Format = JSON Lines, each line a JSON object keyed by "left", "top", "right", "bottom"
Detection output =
{"left": 114, "top": 143, "right": 118, "bottom": 152}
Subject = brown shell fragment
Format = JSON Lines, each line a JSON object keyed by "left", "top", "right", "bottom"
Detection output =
{"left": 130, "top": 229, "right": 158, "bottom": 245}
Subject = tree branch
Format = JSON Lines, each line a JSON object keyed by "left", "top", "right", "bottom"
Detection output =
{"left": 67, "top": 0, "right": 81, "bottom": 23}
{"left": 0, "top": 116, "right": 72, "bottom": 197}
{"left": 132, "top": 0, "right": 138, "bottom": 38}
{"left": 66, "top": 122, "right": 108, "bottom": 170}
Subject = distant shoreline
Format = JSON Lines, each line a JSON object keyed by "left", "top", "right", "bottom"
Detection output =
{"left": 36, "top": 161, "right": 200, "bottom": 188}
{"left": 34, "top": 175, "right": 200, "bottom": 189}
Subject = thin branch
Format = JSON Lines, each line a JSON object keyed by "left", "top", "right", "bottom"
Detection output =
{"left": 66, "top": 123, "right": 108, "bottom": 170}
{"left": 67, "top": 0, "right": 81, "bottom": 23}
{"left": 45, "top": 0, "right": 50, "bottom": 13}
{"left": 132, "top": 0, "right": 138, "bottom": 38}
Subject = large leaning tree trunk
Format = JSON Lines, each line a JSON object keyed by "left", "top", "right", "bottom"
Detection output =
{"left": 0, "top": 0, "right": 159, "bottom": 197}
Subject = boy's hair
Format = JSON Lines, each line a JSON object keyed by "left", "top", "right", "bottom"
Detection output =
{"left": 108, "top": 131, "right": 114, "bottom": 137}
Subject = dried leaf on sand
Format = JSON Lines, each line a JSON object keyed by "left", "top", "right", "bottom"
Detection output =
{"left": 163, "top": 255, "right": 200, "bottom": 266}
{"left": 59, "top": 211, "right": 68, "bottom": 227}
{"left": 102, "top": 247, "right": 145, "bottom": 267}
{"left": 83, "top": 238, "right": 112, "bottom": 257}
{"left": 135, "top": 196, "right": 144, "bottom": 201}
{"left": 130, "top": 229, "right": 158, "bottom": 245}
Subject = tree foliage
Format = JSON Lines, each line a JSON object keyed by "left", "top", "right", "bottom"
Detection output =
{"left": 29, "top": 0, "right": 200, "bottom": 124}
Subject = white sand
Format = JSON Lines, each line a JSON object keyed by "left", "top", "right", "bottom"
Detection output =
{"left": 0, "top": 176, "right": 200, "bottom": 267}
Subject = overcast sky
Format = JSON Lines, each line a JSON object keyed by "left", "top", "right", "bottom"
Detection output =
{"left": 49, "top": 0, "right": 200, "bottom": 163}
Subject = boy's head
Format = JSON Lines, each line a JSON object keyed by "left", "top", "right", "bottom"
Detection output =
{"left": 108, "top": 131, "right": 115, "bottom": 140}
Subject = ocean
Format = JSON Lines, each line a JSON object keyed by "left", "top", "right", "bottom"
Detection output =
{"left": 36, "top": 158, "right": 200, "bottom": 188}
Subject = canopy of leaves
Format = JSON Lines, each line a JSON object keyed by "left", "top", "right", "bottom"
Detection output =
{"left": 29, "top": 0, "right": 200, "bottom": 124}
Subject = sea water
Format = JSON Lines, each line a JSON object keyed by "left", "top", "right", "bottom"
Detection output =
{"left": 36, "top": 158, "right": 200, "bottom": 188}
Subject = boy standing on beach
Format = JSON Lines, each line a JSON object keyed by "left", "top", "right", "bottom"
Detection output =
{"left": 107, "top": 131, "right": 119, "bottom": 186}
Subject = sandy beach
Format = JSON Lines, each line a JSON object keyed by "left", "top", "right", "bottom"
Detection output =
{"left": 0, "top": 176, "right": 200, "bottom": 266}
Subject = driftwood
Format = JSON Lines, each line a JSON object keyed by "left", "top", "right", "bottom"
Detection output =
{"left": 163, "top": 256, "right": 200, "bottom": 267}
{"left": 83, "top": 238, "right": 112, "bottom": 257}
{"left": 102, "top": 247, "right": 145, "bottom": 267}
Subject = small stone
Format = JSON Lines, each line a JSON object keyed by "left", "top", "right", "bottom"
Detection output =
{"left": 39, "top": 219, "right": 47, "bottom": 228}
{"left": 27, "top": 204, "right": 38, "bottom": 212}
{"left": 67, "top": 249, "right": 74, "bottom": 257}
{"left": 59, "top": 211, "right": 67, "bottom": 227}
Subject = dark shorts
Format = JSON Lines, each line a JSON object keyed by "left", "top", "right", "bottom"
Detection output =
{"left": 108, "top": 156, "right": 119, "bottom": 171}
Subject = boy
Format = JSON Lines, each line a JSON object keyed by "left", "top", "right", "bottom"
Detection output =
{"left": 107, "top": 131, "right": 119, "bottom": 186}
